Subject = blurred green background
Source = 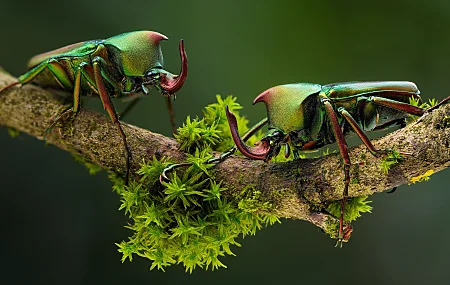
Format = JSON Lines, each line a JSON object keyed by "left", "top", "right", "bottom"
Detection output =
{"left": 1, "top": 0, "right": 450, "bottom": 284}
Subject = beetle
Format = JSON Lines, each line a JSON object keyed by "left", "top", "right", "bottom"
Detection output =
{"left": 225, "top": 81, "right": 446, "bottom": 246}
{"left": 0, "top": 31, "right": 188, "bottom": 184}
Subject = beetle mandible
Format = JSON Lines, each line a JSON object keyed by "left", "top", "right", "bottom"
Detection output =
{"left": 225, "top": 81, "right": 448, "bottom": 246}
{"left": 0, "top": 31, "right": 188, "bottom": 184}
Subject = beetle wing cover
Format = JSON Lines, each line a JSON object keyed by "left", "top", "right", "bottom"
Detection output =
{"left": 253, "top": 83, "right": 322, "bottom": 133}
{"left": 27, "top": 40, "right": 100, "bottom": 69}
{"left": 322, "top": 81, "right": 420, "bottom": 100}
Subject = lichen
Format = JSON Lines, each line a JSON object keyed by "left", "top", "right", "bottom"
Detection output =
{"left": 409, "top": 169, "right": 434, "bottom": 184}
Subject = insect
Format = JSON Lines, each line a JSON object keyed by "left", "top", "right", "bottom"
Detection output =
{"left": 225, "top": 81, "right": 447, "bottom": 246}
{"left": 0, "top": 31, "right": 188, "bottom": 183}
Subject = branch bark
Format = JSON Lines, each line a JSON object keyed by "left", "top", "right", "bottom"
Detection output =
{"left": 1, "top": 69, "right": 449, "bottom": 237}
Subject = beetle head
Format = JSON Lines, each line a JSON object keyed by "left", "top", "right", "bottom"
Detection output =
{"left": 143, "top": 39, "right": 188, "bottom": 96}
{"left": 226, "top": 106, "right": 286, "bottom": 161}
{"left": 105, "top": 31, "right": 188, "bottom": 95}
{"left": 226, "top": 84, "right": 323, "bottom": 161}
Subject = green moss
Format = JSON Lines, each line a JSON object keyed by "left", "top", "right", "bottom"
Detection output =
{"left": 326, "top": 196, "right": 372, "bottom": 222}
{"left": 409, "top": 97, "right": 438, "bottom": 109}
{"left": 324, "top": 216, "right": 340, "bottom": 238}
{"left": 408, "top": 97, "right": 438, "bottom": 120}
{"left": 435, "top": 115, "right": 450, "bottom": 129}
{"left": 175, "top": 95, "right": 259, "bottom": 154}
{"left": 379, "top": 150, "right": 403, "bottom": 174}
{"left": 111, "top": 154, "right": 280, "bottom": 272}
{"left": 110, "top": 95, "right": 280, "bottom": 272}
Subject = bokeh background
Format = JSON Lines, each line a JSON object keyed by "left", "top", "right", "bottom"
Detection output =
{"left": 1, "top": 0, "right": 450, "bottom": 284}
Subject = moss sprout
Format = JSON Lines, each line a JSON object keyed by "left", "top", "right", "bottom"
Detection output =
{"left": 327, "top": 196, "right": 372, "bottom": 222}
{"left": 379, "top": 150, "right": 403, "bottom": 174}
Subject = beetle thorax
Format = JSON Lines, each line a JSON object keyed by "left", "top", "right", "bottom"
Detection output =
{"left": 253, "top": 83, "right": 322, "bottom": 134}
{"left": 104, "top": 31, "right": 166, "bottom": 77}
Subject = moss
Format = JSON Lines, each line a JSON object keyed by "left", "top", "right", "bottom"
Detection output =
{"left": 323, "top": 216, "right": 340, "bottom": 238}
{"left": 111, "top": 153, "right": 280, "bottom": 272}
{"left": 174, "top": 95, "right": 257, "bottom": 154}
{"left": 409, "top": 169, "right": 434, "bottom": 184}
{"left": 110, "top": 95, "right": 280, "bottom": 272}
{"left": 269, "top": 187, "right": 289, "bottom": 204}
{"left": 379, "top": 150, "right": 403, "bottom": 174}
{"left": 435, "top": 115, "right": 450, "bottom": 129}
{"left": 326, "top": 196, "right": 372, "bottom": 222}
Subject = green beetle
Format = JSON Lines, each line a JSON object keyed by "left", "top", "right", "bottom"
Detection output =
{"left": 0, "top": 31, "right": 188, "bottom": 183}
{"left": 225, "top": 81, "right": 448, "bottom": 246}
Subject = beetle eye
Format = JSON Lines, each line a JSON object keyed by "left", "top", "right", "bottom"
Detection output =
{"left": 272, "top": 131, "right": 283, "bottom": 138}
{"left": 146, "top": 70, "right": 160, "bottom": 78}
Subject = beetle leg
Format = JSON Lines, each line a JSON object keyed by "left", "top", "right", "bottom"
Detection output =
{"left": 372, "top": 118, "right": 406, "bottom": 131}
{"left": 1, "top": 58, "right": 73, "bottom": 93}
{"left": 46, "top": 59, "right": 74, "bottom": 90}
{"left": 321, "top": 97, "right": 351, "bottom": 247}
{"left": 0, "top": 81, "right": 20, "bottom": 93}
{"left": 370, "top": 96, "right": 425, "bottom": 116}
{"left": 339, "top": 107, "right": 388, "bottom": 157}
{"left": 43, "top": 65, "right": 82, "bottom": 137}
{"left": 166, "top": 96, "right": 177, "bottom": 134}
{"left": 93, "top": 58, "right": 131, "bottom": 185}
{"left": 17, "top": 60, "right": 50, "bottom": 85}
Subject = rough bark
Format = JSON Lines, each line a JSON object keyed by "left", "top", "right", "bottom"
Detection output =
{"left": 1, "top": 70, "right": 449, "bottom": 237}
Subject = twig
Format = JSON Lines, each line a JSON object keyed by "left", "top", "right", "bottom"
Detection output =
{"left": 1, "top": 70, "right": 449, "bottom": 236}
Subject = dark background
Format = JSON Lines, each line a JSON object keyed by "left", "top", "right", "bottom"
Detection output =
{"left": 1, "top": 0, "right": 450, "bottom": 284}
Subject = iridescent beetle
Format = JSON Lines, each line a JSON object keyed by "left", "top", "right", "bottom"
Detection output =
{"left": 0, "top": 31, "right": 188, "bottom": 183}
{"left": 225, "top": 81, "right": 448, "bottom": 246}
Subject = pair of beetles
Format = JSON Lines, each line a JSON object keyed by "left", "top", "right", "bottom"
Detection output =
{"left": 1, "top": 31, "right": 447, "bottom": 246}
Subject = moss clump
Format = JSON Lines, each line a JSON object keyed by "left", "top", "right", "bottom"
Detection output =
{"left": 409, "top": 169, "right": 434, "bottom": 184}
{"left": 111, "top": 95, "right": 280, "bottom": 272}
{"left": 326, "top": 196, "right": 372, "bottom": 222}
{"left": 408, "top": 97, "right": 438, "bottom": 120}
{"left": 175, "top": 95, "right": 260, "bottom": 154}
{"left": 409, "top": 97, "right": 438, "bottom": 110}
{"left": 379, "top": 150, "right": 403, "bottom": 174}
{"left": 323, "top": 216, "right": 340, "bottom": 238}
{"left": 112, "top": 153, "right": 280, "bottom": 272}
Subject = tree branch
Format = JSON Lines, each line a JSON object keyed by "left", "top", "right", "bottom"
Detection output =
{"left": 1, "top": 69, "right": 449, "bottom": 237}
